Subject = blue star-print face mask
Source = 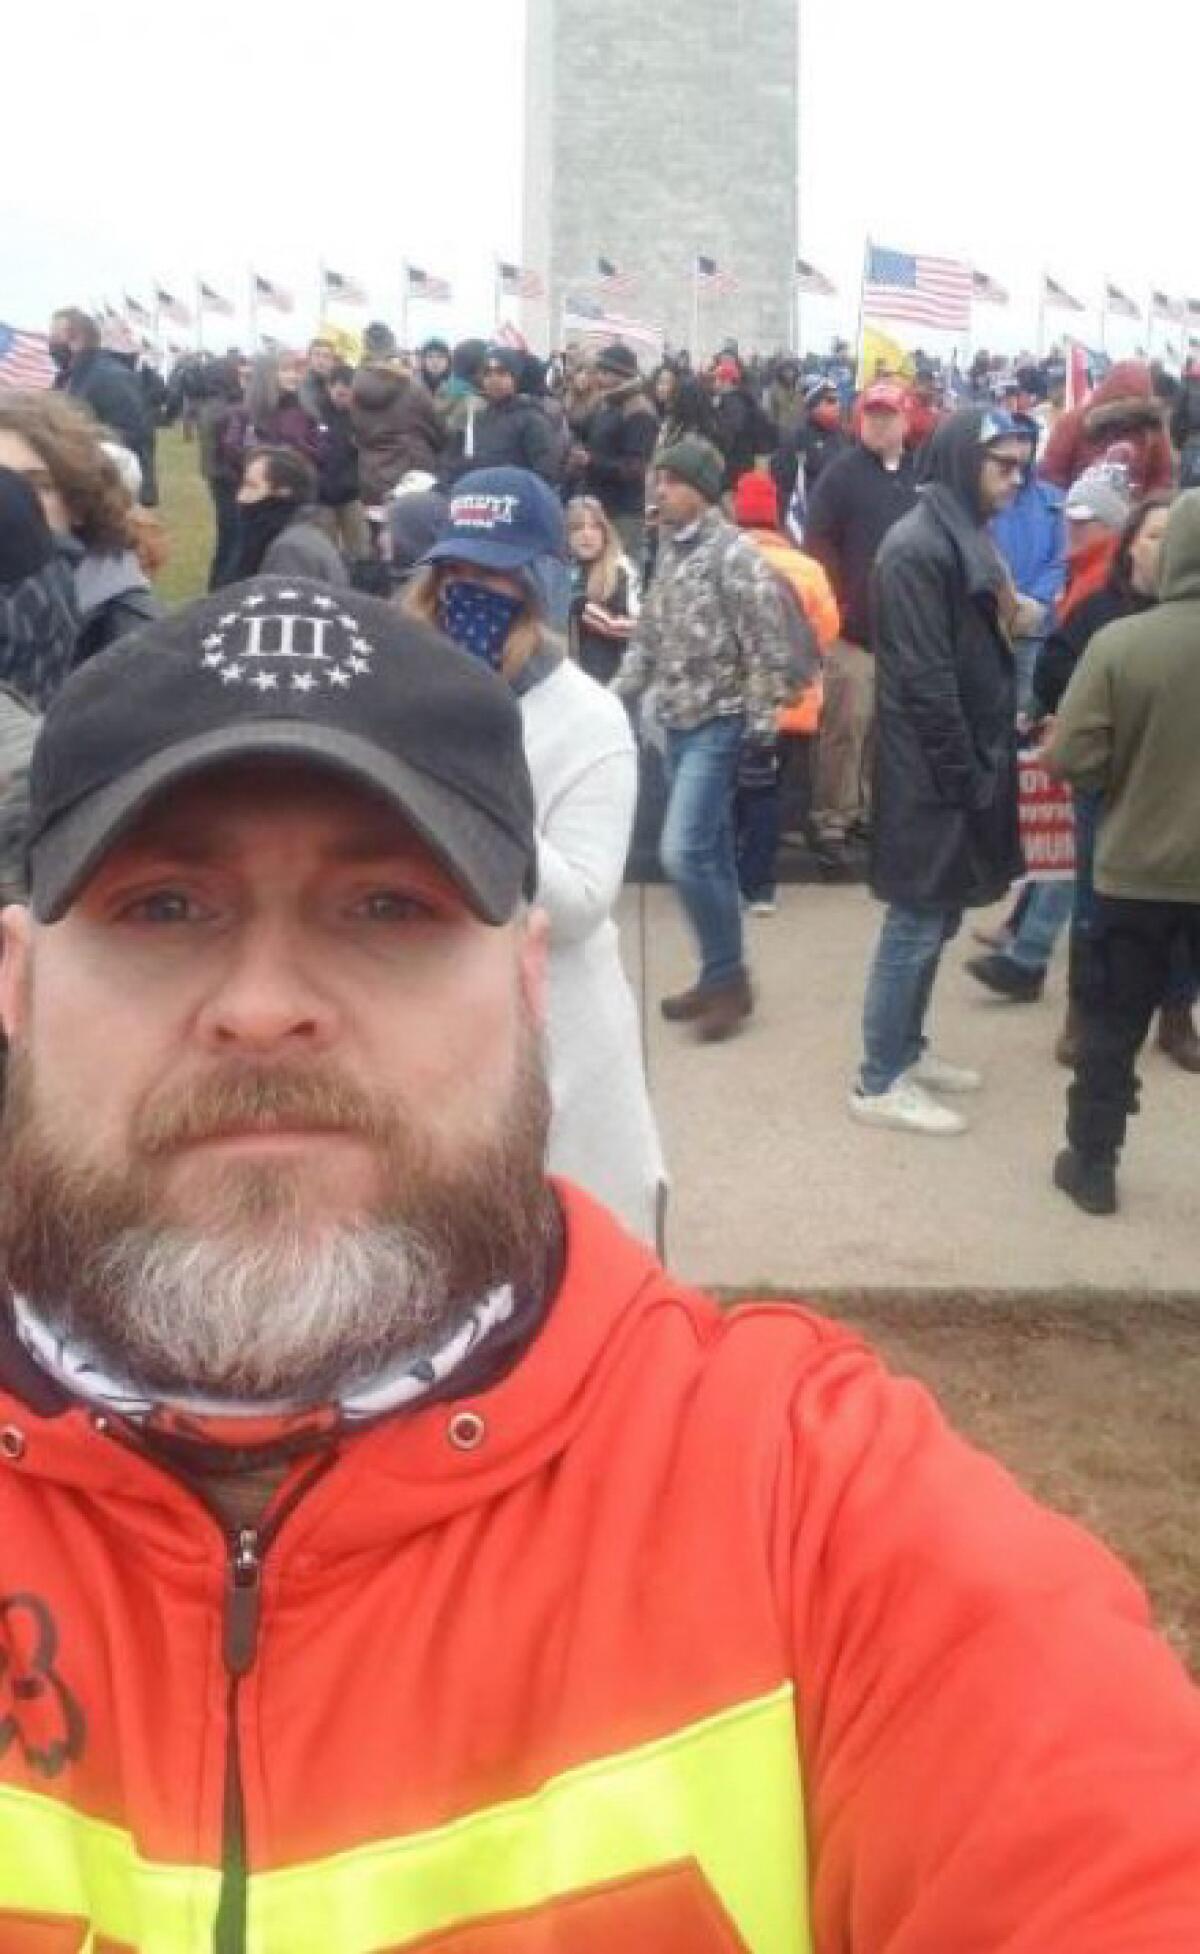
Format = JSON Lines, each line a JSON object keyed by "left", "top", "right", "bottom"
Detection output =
{"left": 437, "top": 579, "right": 525, "bottom": 671}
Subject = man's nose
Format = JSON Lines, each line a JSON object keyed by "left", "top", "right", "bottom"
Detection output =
{"left": 197, "top": 919, "right": 337, "bottom": 1053}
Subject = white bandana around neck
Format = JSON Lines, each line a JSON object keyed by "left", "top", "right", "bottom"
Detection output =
{"left": 11, "top": 1285, "right": 516, "bottom": 1431}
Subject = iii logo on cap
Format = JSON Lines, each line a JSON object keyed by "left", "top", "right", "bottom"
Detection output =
{"left": 198, "top": 589, "right": 377, "bottom": 697}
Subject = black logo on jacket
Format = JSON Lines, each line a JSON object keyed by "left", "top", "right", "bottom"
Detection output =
{"left": 0, "top": 1593, "right": 85, "bottom": 1778}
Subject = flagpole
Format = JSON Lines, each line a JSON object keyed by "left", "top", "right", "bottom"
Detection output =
{"left": 854, "top": 237, "right": 869, "bottom": 387}
{"left": 318, "top": 260, "right": 326, "bottom": 328}
{"left": 1037, "top": 271, "right": 1046, "bottom": 361}
{"left": 690, "top": 253, "right": 701, "bottom": 366}
{"left": 195, "top": 276, "right": 204, "bottom": 356}
{"left": 1100, "top": 282, "right": 1108, "bottom": 357}
{"left": 400, "top": 262, "right": 410, "bottom": 355}
{"left": 248, "top": 268, "right": 259, "bottom": 355}
{"left": 1145, "top": 291, "right": 1155, "bottom": 365}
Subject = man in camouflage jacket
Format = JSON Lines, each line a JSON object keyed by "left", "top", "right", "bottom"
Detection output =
{"left": 616, "top": 437, "right": 793, "bottom": 1041}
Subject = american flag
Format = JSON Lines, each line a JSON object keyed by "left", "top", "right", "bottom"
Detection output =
{"left": 864, "top": 246, "right": 971, "bottom": 329}
{"left": 253, "top": 273, "right": 294, "bottom": 314}
{"left": 0, "top": 323, "right": 54, "bottom": 390}
{"left": 156, "top": 287, "right": 192, "bottom": 327}
{"left": 497, "top": 260, "right": 543, "bottom": 300}
{"left": 695, "top": 254, "right": 738, "bottom": 296}
{"left": 597, "top": 256, "right": 637, "bottom": 299}
{"left": 322, "top": 267, "right": 368, "bottom": 305}
{"left": 795, "top": 256, "right": 836, "bottom": 297}
{"left": 1042, "top": 274, "right": 1085, "bottom": 315}
{"left": 1150, "top": 290, "right": 1183, "bottom": 322}
{"left": 971, "top": 267, "right": 1009, "bottom": 306}
{"left": 199, "top": 282, "right": 234, "bottom": 317}
{"left": 1104, "top": 281, "right": 1140, "bottom": 320}
{"left": 406, "top": 265, "right": 452, "bottom": 303}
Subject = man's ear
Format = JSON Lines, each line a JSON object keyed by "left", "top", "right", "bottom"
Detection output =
{"left": 0, "top": 905, "right": 32, "bottom": 1040}
{"left": 518, "top": 905, "right": 550, "bottom": 1029}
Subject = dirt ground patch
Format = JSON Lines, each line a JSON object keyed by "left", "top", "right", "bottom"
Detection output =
{"left": 737, "top": 1292, "right": 1200, "bottom": 1675}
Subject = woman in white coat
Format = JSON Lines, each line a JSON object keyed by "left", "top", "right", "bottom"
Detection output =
{"left": 405, "top": 467, "right": 666, "bottom": 1244}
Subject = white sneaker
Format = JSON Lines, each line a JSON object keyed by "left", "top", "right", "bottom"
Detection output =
{"left": 908, "top": 1052, "right": 983, "bottom": 1095}
{"left": 849, "top": 1078, "right": 968, "bottom": 1136}
{"left": 748, "top": 899, "right": 777, "bottom": 917}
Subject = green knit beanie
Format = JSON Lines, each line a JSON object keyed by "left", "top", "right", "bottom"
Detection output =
{"left": 654, "top": 436, "right": 725, "bottom": 504}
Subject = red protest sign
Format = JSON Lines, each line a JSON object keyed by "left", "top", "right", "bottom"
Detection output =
{"left": 1018, "top": 763, "right": 1075, "bottom": 882}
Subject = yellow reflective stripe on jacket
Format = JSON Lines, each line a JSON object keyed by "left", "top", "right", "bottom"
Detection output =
{"left": 250, "top": 1684, "right": 810, "bottom": 1954}
{"left": 0, "top": 1783, "right": 221, "bottom": 1952}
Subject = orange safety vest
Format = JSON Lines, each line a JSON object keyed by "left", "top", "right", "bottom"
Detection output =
{"left": 1, "top": 1185, "right": 1198, "bottom": 1950}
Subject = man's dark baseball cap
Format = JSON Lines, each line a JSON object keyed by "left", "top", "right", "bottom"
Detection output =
{"left": 25, "top": 576, "right": 538, "bottom": 927}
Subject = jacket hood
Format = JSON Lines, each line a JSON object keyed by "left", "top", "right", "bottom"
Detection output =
{"left": 1158, "top": 489, "right": 1200, "bottom": 604}
{"left": 1083, "top": 360, "right": 1166, "bottom": 438}
{"left": 920, "top": 407, "right": 1026, "bottom": 525}
{"left": 353, "top": 364, "right": 407, "bottom": 412}
{"left": 71, "top": 547, "right": 150, "bottom": 618}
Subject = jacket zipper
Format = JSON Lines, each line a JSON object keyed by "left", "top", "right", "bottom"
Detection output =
{"left": 213, "top": 1526, "right": 263, "bottom": 1954}
{"left": 210, "top": 1458, "right": 336, "bottom": 1954}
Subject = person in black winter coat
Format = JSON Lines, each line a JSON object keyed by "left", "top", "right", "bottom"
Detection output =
{"left": 711, "top": 357, "right": 776, "bottom": 491}
{"left": 850, "top": 408, "right": 1034, "bottom": 1136}
{"left": 48, "top": 309, "right": 155, "bottom": 505}
{"left": 0, "top": 466, "right": 78, "bottom": 708}
{"left": 770, "top": 379, "right": 850, "bottom": 527}
{"left": 576, "top": 343, "right": 660, "bottom": 563}
{"left": 444, "top": 348, "right": 562, "bottom": 487}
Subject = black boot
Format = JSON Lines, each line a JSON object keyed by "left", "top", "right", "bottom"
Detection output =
{"left": 1053, "top": 1147, "right": 1118, "bottom": 1216}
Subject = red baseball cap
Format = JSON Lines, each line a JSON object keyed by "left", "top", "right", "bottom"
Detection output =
{"left": 860, "top": 382, "right": 908, "bottom": 413}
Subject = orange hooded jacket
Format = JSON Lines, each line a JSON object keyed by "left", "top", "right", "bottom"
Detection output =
{"left": 0, "top": 1185, "right": 1198, "bottom": 1951}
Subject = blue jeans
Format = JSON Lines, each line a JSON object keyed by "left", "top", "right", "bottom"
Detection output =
{"left": 861, "top": 903, "right": 963, "bottom": 1094}
{"left": 661, "top": 715, "right": 746, "bottom": 989}
{"left": 1008, "top": 877, "right": 1074, "bottom": 972}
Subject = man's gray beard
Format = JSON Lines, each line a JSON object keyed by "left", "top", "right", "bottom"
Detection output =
{"left": 0, "top": 1028, "right": 554, "bottom": 1403}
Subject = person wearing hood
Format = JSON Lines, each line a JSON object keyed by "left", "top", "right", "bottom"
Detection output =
{"left": 850, "top": 408, "right": 1033, "bottom": 1136}
{"left": 1048, "top": 490, "right": 1200, "bottom": 1214}
{"left": 231, "top": 445, "right": 348, "bottom": 585}
{"left": 404, "top": 467, "right": 665, "bottom": 1244}
{"left": 417, "top": 337, "right": 453, "bottom": 402}
{"left": 0, "top": 390, "right": 159, "bottom": 672}
{"left": 350, "top": 345, "right": 444, "bottom": 504}
{"left": 1040, "top": 360, "right": 1174, "bottom": 497}
{"left": 443, "top": 347, "right": 562, "bottom": 486}
{"left": 575, "top": 343, "right": 660, "bottom": 565}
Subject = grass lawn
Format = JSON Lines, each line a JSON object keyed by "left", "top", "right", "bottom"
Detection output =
{"left": 153, "top": 427, "right": 214, "bottom": 606}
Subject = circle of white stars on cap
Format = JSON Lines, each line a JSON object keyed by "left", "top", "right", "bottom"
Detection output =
{"left": 196, "top": 588, "right": 377, "bottom": 696}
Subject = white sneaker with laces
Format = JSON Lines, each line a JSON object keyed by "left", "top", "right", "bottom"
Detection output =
{"left": 908, "top": 1052, "right": 983, "bottom": 1095}
{"left": 849, "top": 1077, "right": 968, "bottom": 1136}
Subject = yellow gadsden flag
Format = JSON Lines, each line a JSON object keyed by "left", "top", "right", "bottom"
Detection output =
{"left": 858, "top": 323, "right": 916, "bottom": 389}
{"left": 316, "top": 318, "right": 363, "bottom": 365}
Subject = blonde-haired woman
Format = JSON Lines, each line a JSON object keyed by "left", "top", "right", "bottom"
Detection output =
{"left": 407, "top": 467, "right": 665, "bottom": 1244}
{"left": 566, "top": 494, "right": 640, "bottom": 686}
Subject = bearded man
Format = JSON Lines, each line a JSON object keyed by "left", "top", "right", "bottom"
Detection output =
{"left": 0, "top": 579, "right": 1196, "bottom": 1949}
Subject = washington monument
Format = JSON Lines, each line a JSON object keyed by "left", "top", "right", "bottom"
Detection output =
{"left": 522, "top": 0, "right": 799, "bottom": 355}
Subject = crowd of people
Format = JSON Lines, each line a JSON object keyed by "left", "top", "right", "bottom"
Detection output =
{"left": 0, "top": 301, "right": 1198, "bottom": 1944}
{"left": 2, "top": 305, "right": 1199, "bottom": 1231}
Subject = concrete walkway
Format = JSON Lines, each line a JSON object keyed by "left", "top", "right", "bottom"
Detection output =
{"left": 618, "top": 884, "right": 1199, "bottom": 1295}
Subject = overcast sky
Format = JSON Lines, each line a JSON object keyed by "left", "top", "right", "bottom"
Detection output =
{"left": 3, "top": 0, "right": 1196, "bottom": 361}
